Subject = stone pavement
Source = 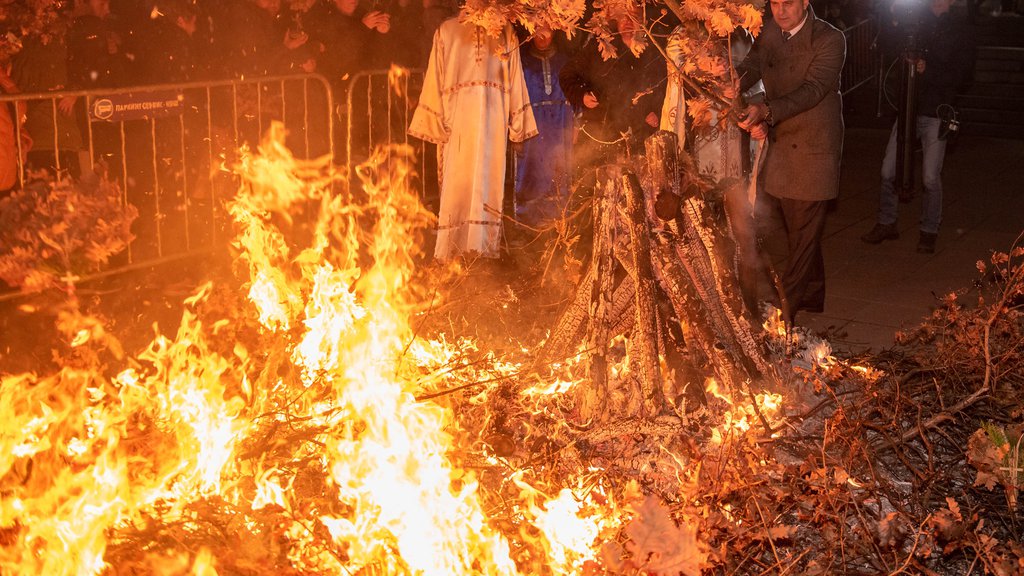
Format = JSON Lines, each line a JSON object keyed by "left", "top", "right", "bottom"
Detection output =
{"left": 767, "top": 127, "right": 1024, "bottom": 354}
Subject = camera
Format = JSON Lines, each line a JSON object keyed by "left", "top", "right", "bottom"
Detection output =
{"left": 939, "top": 117, "right": 960, "bottom": 139}
{"left": 938, "top": 105, "right": 960, "bottom": 140}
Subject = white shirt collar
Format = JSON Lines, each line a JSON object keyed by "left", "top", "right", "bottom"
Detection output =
{"left": 785, "top": 12, "right": 809, "bottom": 38}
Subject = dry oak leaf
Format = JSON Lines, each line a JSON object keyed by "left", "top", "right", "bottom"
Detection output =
{"left": 623, "top": 495, "right": 705, "bottom": 576}
{"left": 695, "top": 54, "right": 727, "bottom": 77}
{"left": 708, "top": 10, "right": 736, "bottom": 36}
{"left": 967, "top": 427, "right": 1009, "bottom": 491}
{"left": 929, "top": 497, "right": 968, "bottom": 548}
{"left": 877, "top": 512, "right": 910, "bottom": 548}
{"left": 738, "top": 4, "right": 764, "bottom": 36}
{"left": 750, "top": 524, "right": 798, "bottom": 542}
{"left": 687, "top": 97, "right": 713, "bottom": 127}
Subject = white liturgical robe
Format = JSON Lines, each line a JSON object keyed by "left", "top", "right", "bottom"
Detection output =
{"left": 409, "top": 17, "right": 538, "bottom": 260}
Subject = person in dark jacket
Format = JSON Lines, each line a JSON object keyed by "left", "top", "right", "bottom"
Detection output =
{"left": 14, "top": 17, "right": 87, "bottom": 179}
{"left": 67, "top": 0, "right": 128, "bottom": 88}
{"left": 513, "top": 26, "right": 574, "bottom": 229}
{"left": 556, "top": 4, "right": 667, "bottom": 266}
{"left": 861, "top": 0, "right": 974, "bottom": 253}
{"left": 304, "top": 0, "right": 393, "bottom": 163}
{"left": 213, "top": 0, "right": 308, "bottom": 78}
{"left": 132, "top": 0, "right": 205, "bottom": 83}
{"left": 305, "top": 0, "right": 386, "bottom": 88}
{"left": 558, "top": 3, "right": 667, "bottom": 175}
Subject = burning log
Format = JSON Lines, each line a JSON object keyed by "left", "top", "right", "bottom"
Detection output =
{"left": 542, "top": 131, "right": 775, "bottom": 420}
{"left": 584, "top": 173, "right": 617, "bottom": 420}
{"left": 622, "top": 168, "right": 667, "bottom": 414}
{"left": 644, "top": 132, "right": 772, "bottom": 380}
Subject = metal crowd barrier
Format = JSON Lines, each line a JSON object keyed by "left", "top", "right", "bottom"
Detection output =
{"left": 841, "top": 17, "right": 879, "bottom": 96}
{"left": 0, "top": 73, "right": 334, "bottom": 277}
{"left": 339, "top": 68, "right": 427, "bottom": 197}
{"left": 9, "top": 47, "right": 879, "bottom": 293}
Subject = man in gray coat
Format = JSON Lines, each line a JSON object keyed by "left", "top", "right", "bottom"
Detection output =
{"left": 737, "top": 0, "right": 846, "bottom": 325}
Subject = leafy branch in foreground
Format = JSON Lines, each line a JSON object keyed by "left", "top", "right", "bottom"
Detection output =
{"left": 458, "top": 0, "right": 763, "bottom": 130}
{"left": 0, "top": 176, "right": 137, "bottom": 294}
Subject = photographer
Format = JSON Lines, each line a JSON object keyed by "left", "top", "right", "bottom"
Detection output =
{"left": 861, "top": 0, "right": 974, "bottom": 253}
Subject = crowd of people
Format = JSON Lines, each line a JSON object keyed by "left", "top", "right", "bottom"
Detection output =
{"left": 409, "top": 0, "right": 972, "bottom": 327}
{"left": 0, "top": 0, "right": 456, "bottom": 188}
{"left": 3, "top": 0, "right": 442, "bottom": 89}
{"left": 0, "top": 0, "right": 975, "bottom": 327}
{"left": 408, "top": 0, "right": 844, "bottom": 324}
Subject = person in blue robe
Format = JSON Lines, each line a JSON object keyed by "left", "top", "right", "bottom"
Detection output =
{"left": 513, "top": 26, "right": 574, "bottom": 229}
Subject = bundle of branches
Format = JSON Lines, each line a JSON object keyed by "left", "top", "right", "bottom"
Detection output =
{"left": 0, "top": 175, "right": 137, "bottom": 294}
{"left": 419, "top": 130, "right": 1024, "bottom": 573}
{"left": 445, "top": 238, "right": 1024, "bottom": 574}
{"left": 816, "top": 239, "right": 1024, "bottom": 574}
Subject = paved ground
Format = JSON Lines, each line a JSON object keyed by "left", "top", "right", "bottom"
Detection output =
{"left": 767, "top": 126, "right": 1024, "bottom": 354}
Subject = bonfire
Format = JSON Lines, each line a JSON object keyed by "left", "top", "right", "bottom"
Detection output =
{"left": 2, "top": 0, "right": 1024, "bottom": 573}
{"left": 2, "top": 117, "right": 1022, "bottom": 575}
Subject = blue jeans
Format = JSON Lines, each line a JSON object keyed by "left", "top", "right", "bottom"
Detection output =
{"left": 878, "top": 116, "right": 947, "bottom": 234}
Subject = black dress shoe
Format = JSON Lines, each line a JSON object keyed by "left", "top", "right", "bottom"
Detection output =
{"left": 917, "top": 231, "right": 937, "bottom": 254}
{"left": 861, "top": 223, "right": 899, "bottom": 244}
{"left": 800, "top": 303, "right": 825, "bottom": 314}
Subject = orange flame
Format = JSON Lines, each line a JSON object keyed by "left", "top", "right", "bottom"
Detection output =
{"left": 229, "top": 129, "right": 519, "bottom": 574}
{"left": 0, "top": 124, "right": 630, "bottom": 575}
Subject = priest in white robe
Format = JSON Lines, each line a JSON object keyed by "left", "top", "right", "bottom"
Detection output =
{"left": 409, "top": 16, "right": 538, "bottom": 261}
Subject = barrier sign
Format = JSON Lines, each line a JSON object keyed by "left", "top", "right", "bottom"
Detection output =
{"left": 91, "top": 91, "right": 184, "bottom": 122}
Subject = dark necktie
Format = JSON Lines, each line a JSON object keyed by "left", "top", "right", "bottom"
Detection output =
{"left": 782, "top": 30, "right": 792, "bottom": 41}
